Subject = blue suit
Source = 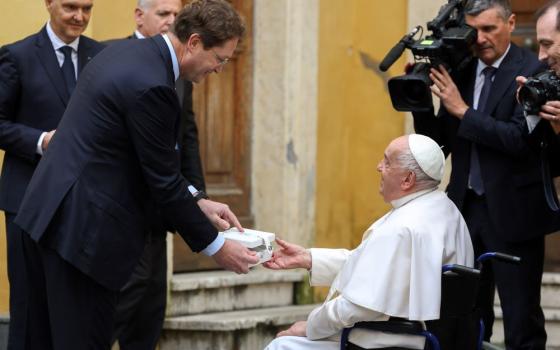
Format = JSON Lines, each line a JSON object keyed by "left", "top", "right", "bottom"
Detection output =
{"left": 0, "top": 26, "right": 104, "bottom": 350}
{"left": 105, "top": 33, "right": 207, "bottom": 350}
{"left": 13, "top": 35, "right": 217, "bottom": 349}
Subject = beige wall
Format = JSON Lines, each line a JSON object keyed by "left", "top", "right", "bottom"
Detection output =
{"left": 314, "top": 0, "right": 408, "bottom": 252}
{"left": 0, "top": 0, "right": 136, "bottom": 314}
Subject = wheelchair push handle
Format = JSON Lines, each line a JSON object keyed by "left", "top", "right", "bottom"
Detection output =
{"left": 442, "top": 264, "right": 480, "bottom": 276}
{"left": 477, "top": 252, "right": 521, "bottom": 264}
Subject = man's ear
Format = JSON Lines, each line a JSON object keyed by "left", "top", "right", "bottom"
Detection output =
{"left": 187, "top": 33, "right": 202, "bottom": 51}
{"left": 401, "top": 171, "right": 416, "bottom": 191}
{"left": 45, "top": 0, "right": 54, "bottom": 12}
{"left": 134, "top": 8, "right": 144, "bottom": 27}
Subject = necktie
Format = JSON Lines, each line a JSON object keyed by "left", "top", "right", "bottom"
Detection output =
{"left": 59, "top": 46, "right": 76, "bottom": 96}
{"left": 469, "top": 66, "right": 497, "bottom": 195}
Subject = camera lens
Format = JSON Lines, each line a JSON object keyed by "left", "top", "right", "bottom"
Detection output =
{"left": 519, "top": 85, "right": 546, "bottom": 114}
{"left": 403, "top": 81, "right": 428, "bottom": 105}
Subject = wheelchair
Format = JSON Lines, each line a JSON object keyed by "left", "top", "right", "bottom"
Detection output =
{"left": 340, "top": 252, "right": 521, "bottom": 350}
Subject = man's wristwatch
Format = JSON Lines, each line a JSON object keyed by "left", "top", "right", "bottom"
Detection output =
{"left": 193, "top": 190, "right": 209, "bottom": 202}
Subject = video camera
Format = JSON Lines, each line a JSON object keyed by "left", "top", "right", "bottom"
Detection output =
{"left": 379, "top": 0, "right": 477, "bottom": 112}
{"left": 518, "top": 70, "right": 560, "bottom": 115}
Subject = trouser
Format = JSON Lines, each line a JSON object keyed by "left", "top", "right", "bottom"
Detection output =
{"left": 5, "top": 213, "right": 27, "bottom": 350}
{"left": 463, "top": 191, "right": 546, "bottom": 350}
{"left": 112, "top": 233, "right": 167, "bottom": 350}
{"left": 21, "top": 231, "right": 118, "bottom": 350}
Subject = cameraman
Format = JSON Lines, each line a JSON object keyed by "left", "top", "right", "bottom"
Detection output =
{"left": 412, "top": 0, "right": 557, "bottom": 348}
{"left": 518, "top": 1, "right": 560, "bottom": 135}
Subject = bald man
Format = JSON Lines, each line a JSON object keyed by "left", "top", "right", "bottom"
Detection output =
{"left": 0, "top": 1, "right": 104, "bottom": 349}
{"left": 264, "top": 135, "right": 474, "bottom": 350}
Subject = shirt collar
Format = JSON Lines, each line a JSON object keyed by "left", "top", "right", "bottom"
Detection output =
{"left": 476, "top": 43, "right": 511, "bottom": 77}
{"left": 162, "top": 34, "right": 179, "bottom": 81}
{"left": 390, "top": 187, "right": 437, "bottom": 208}
{"left": 134, "top": 30, "right": 146, "bottom": 39}
{"left": 46, "top": 21, "right": 80, "bottom": 52}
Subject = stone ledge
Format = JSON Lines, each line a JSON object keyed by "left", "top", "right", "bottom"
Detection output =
{"left": 164, "top": 304, "right": 318, "bottom": 331}
{"left": 543, "top": 272, "right": 560, "bottom": 285}
{"left": 494, "top": 306, "right": 560, "bottom": 321}
{"left": 171, "top": 267, "right": 306, "bottom": 291}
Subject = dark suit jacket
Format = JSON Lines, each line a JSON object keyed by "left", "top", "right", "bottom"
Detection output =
{"left": 104, "top": 34, "right": 206, "bottom": 237}
{"left": 0, "top": 26, "right": 104, "bottom": 214}
{"left": 15, "top": 35, "right": 217, "bottom": 290}
{"left": 413, "top": 43, "right": 559, "bottom": 242}
{"left": 105, "top": 33, "right": 206, "bottom": 191}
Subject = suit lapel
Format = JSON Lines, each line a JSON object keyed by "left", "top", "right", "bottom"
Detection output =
{"left": 35, "top": 26, "right": 69, "bottom": 105}
{"left": 483, "top": 44, "right": 521, "bottom": 114}
{"left": 77, "top": 38, "right": 94, "bottom": 76}
{"left": 152, "top": 35, "right": 176, "bottom": 87}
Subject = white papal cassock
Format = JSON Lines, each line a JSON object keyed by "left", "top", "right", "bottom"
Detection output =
{"left": 265, "top": 188, "right": 474, "bottom": 350}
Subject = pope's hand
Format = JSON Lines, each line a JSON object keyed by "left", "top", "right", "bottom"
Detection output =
{"left": 212, "top": 239, "right": 259, "bottom": 274}
{"left": 263, "top": 238, "right": 311, "bottom": 270}
{"left": 197, "top": 198, "right": 242, "bottom": 231}
{"left": 276, "top": 321, "right": 307, "bottom": 338}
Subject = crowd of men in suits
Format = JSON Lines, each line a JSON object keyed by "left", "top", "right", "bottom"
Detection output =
{"left": 5, "top": 0, "right": 560, "bottom": 349}
{"left": 0, "top": 0, "right": 258, "bottom": 349}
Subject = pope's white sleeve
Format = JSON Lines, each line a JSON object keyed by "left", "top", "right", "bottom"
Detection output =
{"left": 306, "top": 295, "right": 388, "bottom": 340}
{"left": 308, "top": 248, "right": 352, "bottom": 286}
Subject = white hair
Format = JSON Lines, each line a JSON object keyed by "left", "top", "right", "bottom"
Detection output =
{"left": 396, "top": 147, "right": 440, "bottom": 189}
{"left": 137, "top": 0, "right": 154, "bottom": 10}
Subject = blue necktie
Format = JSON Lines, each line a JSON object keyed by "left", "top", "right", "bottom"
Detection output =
{"left": 469, "top": 66, "right": 496, "bottom": 195}
{"left": 59, "top": 46, "right": 76, "bottom": 96}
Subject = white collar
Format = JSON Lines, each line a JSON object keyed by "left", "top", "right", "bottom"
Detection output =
{"left": 46, "top": 21, "right": 80, "bottom": 52}
{"left": 162, "top": 34, "right": 179, "bottom": 81}
{"left": 390, "top": 187, "right": 437, "bottom": 208}
{"left": 134, "top": 30, "right": 146, "bottom": 39}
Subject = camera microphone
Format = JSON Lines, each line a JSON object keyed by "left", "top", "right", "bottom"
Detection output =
{"left": 379, "top": 26, "right": 421, "bottom": 72}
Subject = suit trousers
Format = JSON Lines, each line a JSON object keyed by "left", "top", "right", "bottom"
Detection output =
{"left": 5, "top": 213, "right": 27, "bottom": 350}
{"left": 463, "top": 191, "right": 546, "bottom": 350}
{"left": 21, "top": 231, "right": 118, "bottom": 350}
{"left": 112, "top": 233, "right": 167, "bottom": 350}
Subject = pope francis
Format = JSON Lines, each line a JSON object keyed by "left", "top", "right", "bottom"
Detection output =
{"left": 264, "top": 134, "right": 474, "bottom": 349}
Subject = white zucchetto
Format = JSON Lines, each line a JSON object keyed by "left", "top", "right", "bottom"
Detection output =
{"left": 408, "top": 134, "right": 445, "bottom": 181}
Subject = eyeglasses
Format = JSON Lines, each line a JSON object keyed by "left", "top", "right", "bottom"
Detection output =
{"left": 211, "top": 49, "right": 230, "bottom": 66}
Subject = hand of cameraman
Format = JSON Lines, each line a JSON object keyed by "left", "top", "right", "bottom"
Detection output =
{"left": 540, "top": 101, "right": 560, "bottom": 135}
{"left": 429, "top": 65, "right": 469, "bottom": 119}
{"left": 516, "top": 75, "right": 560, "bottom": 134}
{"left": 515, "top": 76, "right": 527, "bottom": 103}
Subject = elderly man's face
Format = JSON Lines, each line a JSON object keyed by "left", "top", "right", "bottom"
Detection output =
{"left": 45, "top": 0, "right": 93, "bottom": 44}
{"left": 537, "top": 7, "right": 560, "bottom": 74}
{"left": 135, "top": 0, "right": 182, "bottom": 37}
{"left": 466, "top": 6, "right": 515, "bottom": 66}
{"left": 376, "top": 137, "right": 410, "bottom": 203}
{"left": 179, "top": 34, "right": 238, "bottom": 83}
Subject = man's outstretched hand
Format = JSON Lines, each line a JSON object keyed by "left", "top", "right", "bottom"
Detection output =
{"left": 197, "top": 199, "right": 243, "bottom": 231}
{"left": 212, "top": 239, "right": 259, "bottom": 274}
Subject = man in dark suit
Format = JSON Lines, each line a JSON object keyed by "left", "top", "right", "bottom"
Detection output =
{"left": 0, "top": 1, "right": 104, "bottom": 349}
{"left": 516, "top": 1, "right": 560, "bottom": 170}
{"left": 13, "top": 0, "right": 259, "bottom": 349}
{"left": 412, "top": 0, "right": 558, "bottom": 349}
{"left": 107, "top": 1, "right": 208, "bottom": 349}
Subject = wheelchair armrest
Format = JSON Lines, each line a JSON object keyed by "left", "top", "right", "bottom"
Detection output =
{"left": 350, "top": 318, "right": 424, "bottom": 335}
{"left": 442, "top": 264, "right": 480, "bottom": 276}
{"left": 477, "top": 252, "right": 521, "bottom": 265}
